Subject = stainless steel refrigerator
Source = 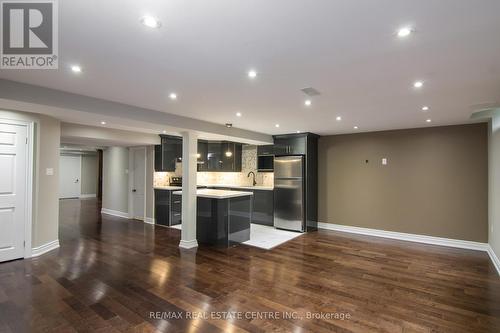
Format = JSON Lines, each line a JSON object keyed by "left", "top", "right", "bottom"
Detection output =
{"left": 274, "top": 155, "right": 305, "bottom": 232}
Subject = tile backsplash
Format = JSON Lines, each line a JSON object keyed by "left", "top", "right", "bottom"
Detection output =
{"left": 153, "top": 145, "right": 273, "bottom": 187}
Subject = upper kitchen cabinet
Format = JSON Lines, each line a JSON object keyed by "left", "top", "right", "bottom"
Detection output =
{"left": 273, "top": 134, "right": 307, "bottom": 155}
{"left": 197, "top": 140, "right": 208, "bottom": 171}
{"left": 257, "top": 145, "right": 274, "bottom": 156}
{"left": 154, "top": 135, "right": 182, "bottom": 172}
{"left": 221, "top": 142, "right": 242, "bottom": 172}
{"left": 206, "top": 141, "right": 242, "bottom": 172}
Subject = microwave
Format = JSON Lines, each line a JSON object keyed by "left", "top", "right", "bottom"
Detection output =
{"left": 257, "top": 155, "right": 274, "bottom": 172}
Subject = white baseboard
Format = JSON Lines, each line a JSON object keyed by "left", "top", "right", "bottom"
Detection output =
{"left": 101, "top": 208, "right": 130, "bottom": 219}
{"left": 179, "top": 239, "right": 198, "bottom": 249}
{"left": 144, "top": 217, "right": 155, "bottom": 224}
{"left": 80, "top": 194, "right": 96, "bottom": 199}
{"left": 487, "top": 245, "right": 500, "bottom": 275}
{"left": 31, "top": 240, "right": 60, "bottom": 257}
{"left": 317, "top": 222, "right": 489, "bottom": 251}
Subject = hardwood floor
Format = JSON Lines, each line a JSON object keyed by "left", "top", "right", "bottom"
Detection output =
{"left": 1, "top": 199, "right": 500, "bottom": 332}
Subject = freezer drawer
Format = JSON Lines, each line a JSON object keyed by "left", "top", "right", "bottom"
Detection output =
{"left": 273, "top": 178, "right": 304, "bottom": 231}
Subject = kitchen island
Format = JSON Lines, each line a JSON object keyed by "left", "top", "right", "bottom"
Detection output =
{"left": 172, "top": 189, "right": 253, "bottom": 247}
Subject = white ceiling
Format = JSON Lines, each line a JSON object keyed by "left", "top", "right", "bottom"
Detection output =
{"left": 1, "top": 0, "right": 499, "bottom": 135}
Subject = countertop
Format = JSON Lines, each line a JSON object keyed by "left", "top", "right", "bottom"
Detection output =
{"left": 172, "top": 189, "right": 254, "bottom": 199}
{"left": 155, "top": 184, "right": 274, "bottom": 191}
{"left": 154, "top": 186, "right": 182, "bottom": 190}
{"left": 200, "top": 184, "right": 274, "bottom": 191}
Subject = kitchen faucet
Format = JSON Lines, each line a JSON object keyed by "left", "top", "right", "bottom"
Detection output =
{"left": 247, "top": 171, "right": 257, "bottom": 186}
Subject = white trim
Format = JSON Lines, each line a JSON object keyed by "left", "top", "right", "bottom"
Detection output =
{"left": 179, "top": 239, "right": 198, "bottom": 249}
{"left": 487, "top": 245, "right": 500, "bottom": 275}
{"left": 80, "top": 193, "right": 96, "bottom": 199}
{"left": 101, "top": 208, "right": 130, "bottom": 219}
{"left": 0, "top": 117, "right": 34, "bottom": 259}
{"left": 144, "top": 217, "right": 155, "bottom": 224}
{"left": 317, "top": 222, "right": 489, "bottom": 251}
{"left": 31, "top": 240, "right": 60, "bottom": 257}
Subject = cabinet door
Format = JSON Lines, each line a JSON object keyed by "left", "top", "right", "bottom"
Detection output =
{"left": 287, "top": 136, "right": 306, "bottom": 155}
{"left": 257, "top": 145, "right": 274, "bottom": 156}
{"left": 273, "top": 137, "right": 291, "bottom": 155}
{"left": 207, "top": 142, "right": 222, "bottom": 171}
{"left": 154, "top": 145, "right": 163, "bottom": 171}
{"left": 273, "top": 135, "right": 306, "bottom": 155}
{"left": 154, "top": 189, "right": 170, "bottom": 226}
{"left": 252, "top": 190, "right": 274, "bottom": 226}
{"left": 220, "top": 142, "right": 233, "bottom": 171}
{"left": 197, "top": 140, "right": 208, "bottom": 171}
{"left": 162, "top": 136, "right": 182, "bottom": 171}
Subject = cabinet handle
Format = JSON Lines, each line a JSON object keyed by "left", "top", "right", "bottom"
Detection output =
{"left": 173, "top": 201, "right": 181, "bottom": 204}
{"left": 174, "top": 213, "right": 181, "bottom": 216}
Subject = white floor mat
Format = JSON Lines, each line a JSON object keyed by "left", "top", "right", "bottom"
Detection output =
{"left": 170, "top": 223, "right": 303, "bottom": 249}
{"left": 243, "top": 224, "right": 303, "bottom": 250}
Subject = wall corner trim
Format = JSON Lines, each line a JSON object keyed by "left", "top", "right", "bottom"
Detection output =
{"left": 144, "top": 217, "right": 155, "bottom": 224}
{"left": 31, "top": 240, "right": 60, "bottom": 258}
{"left": 487, "top": 245, "right": 500, "bottom": 275}
{"left": 101, "top": 208, "right": 130, "bottom": 219}
{"left": 317, "top": 223, "right": 499, "bottom": 274}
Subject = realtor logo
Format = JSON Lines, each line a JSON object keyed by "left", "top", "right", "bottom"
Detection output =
{"left": 1, "top": 0, "right": 58, "bottom": 69}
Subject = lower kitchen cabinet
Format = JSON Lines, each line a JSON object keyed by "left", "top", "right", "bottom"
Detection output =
{"left": 171, "top": 194, "right": 182, "bottom": 225}
{"left": 154, "top": 189, "right": 171, "bottom": 226}
{"left": 252, "top": 190, "right": 274, "bottom": 226}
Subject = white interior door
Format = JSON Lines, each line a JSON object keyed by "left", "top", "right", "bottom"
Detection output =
{"left": 0, "top": 123, "right": 27, "bottom": 262}
{"left": 59, "top": 155, "right": 81, "bottom": 199}
{"left": 131, "top": 148, "right": 145, "bottom": 220}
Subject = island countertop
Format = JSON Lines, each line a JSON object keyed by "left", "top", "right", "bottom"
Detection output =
{"left": 172, "top": 188, "right": 253, "bottom": 199}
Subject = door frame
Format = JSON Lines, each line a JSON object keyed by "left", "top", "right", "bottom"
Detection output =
{"left": 128, "top": 147, "right": 147, "bottom": 221}
{"left": 59, "top": 154, "right": 82, "bottom": 199}
{"left": 0, "top": 117, "right": 34, "bottom": 259}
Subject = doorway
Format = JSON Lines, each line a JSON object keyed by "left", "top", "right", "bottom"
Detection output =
{"left": 0, "top": 120, "right": 32, "bottom": 262}
{"left": 129, "top": 147, "right": 146, "bottom": 221}
{"left": 59, "top": 155, "right": 81, "bottom": 199}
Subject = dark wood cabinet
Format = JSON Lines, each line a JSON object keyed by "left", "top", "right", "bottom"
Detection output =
{"left": 155, "top": 135, "right": 242, "bottom": 173}
{"left": 154, "top": 189, "right": 171, "bottom": 226}
{"left": 257, "top": 145, "right": 274, "bottom": 156}
{"left": 197, "top": 140, "right": 208, "bottom": 171}
{"left": 161, "top": 135, "right": 182, "bottom": 171}
{"left": 252, "top": 190, "right": 274, "bottom": 226}
{"left": 273, "top": 134, "right": 306, "bottom": 155}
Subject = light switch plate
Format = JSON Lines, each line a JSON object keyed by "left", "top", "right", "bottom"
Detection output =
{"left": 46, "top": 168, "right": 54, "bottom": 176}
{"left": 382, "top": 158, "right": 388, "bottom": 165}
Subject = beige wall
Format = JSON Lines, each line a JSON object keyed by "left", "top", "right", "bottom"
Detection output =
{"left": 318, "top": 123, "right": 488, "bottom": 242}
{"left": 81, "top": 154, "right": 98, "bottom": 195}
{"left": 102, "top": 147, "right": 129, "bottom": 214}
{"left": 0, "top": 110, "right": 60, "bottom": 248}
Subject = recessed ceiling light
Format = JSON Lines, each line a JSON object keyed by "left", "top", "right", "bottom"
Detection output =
{"left": 397, "top": 27, "right": 413, "bottom": 38}
{"left": 413, "top": 81, "right": 424, "bottom": 88}
{"left": 304, "top": 100, "right": 312, "bottom": 106}
{"left": 169, "top": 93, "right": 177, "bottom": 100}
{"left": 353, "top": 126, "right": 358, "bottom": 129}
{"left": 336, "top": 116, "right": 342, "bottom": 121}
{"left": 236, "top": 112, "right": 242, "bottom": 117}
{"left": 422, "top": 106, "right": 429, "bottom": 111}
{"left": 140, "top": 16, "right": 161, "bottom": 28}
{"left": 162, "top": 130, "right": 167, "bottom": 134}
{"left": 100, "top": 121, "right": 106, "bottom": 125}
{"left": 225, "top": 123, "right": 233, "bottom": 128}
{"left": 426, "top": 119, "right": 432, "bottom": 123}
{"left": 296, "top": 130, "right": 301, "bottom": 133}
{"left": 275, "top": 124, "right": 280, "bottom": 128}
{"left": 71, "top": 65, "right": 82, "bottom": 73}
{"left": 248, "top": 70, "right": 257, "bottom": 79}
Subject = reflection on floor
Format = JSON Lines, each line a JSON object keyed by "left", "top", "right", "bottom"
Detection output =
{"left": 170, "top": 223, "right": 302, "bottom": 249}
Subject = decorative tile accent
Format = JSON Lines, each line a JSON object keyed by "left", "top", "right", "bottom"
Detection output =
{"left": 154, "top": 145, "right": 273, "bottom": 187}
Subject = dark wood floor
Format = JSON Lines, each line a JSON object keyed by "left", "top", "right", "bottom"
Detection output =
{"left": 1, "top": 199, "right": 500, "bottom": 332}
